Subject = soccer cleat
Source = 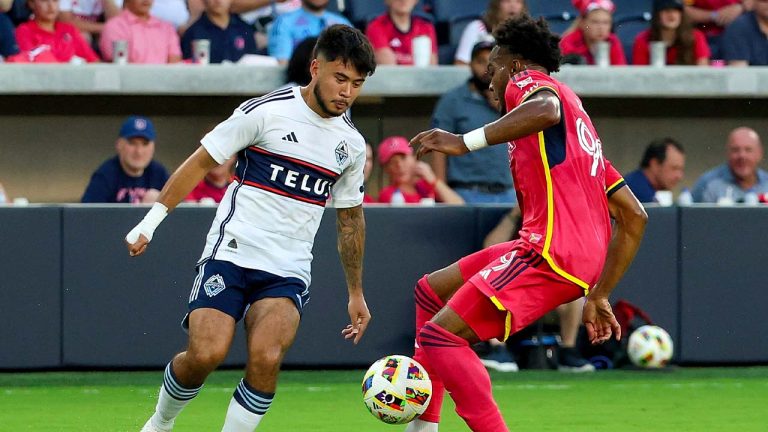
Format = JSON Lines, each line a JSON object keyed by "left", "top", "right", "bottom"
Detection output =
{"left": 140, "top": 417, "right": 173, "bottom": 432}
{"left": 557, "top": 347, "right": 596, "bottom": 373}
{"left": 479, "top": 345, "right": 519, "bottom": 373}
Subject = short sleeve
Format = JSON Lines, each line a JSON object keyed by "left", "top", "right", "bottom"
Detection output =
{"left": 604, "top": 159, "right": 626, "bottom": 198}
{"left": 365, "top": 17, "right": 389, "bottom": 50}
{"left": 721, "top": 20, "right": 748, "bottom": 62}
{"left": 504, "top": 71, "right": 560, "bottom": 112}
{"left": 693, "top": 30, "right": 711, "bottom": 61}
{"left": 201, "top": 103, "right": 266, "bottom": 164}
{"left": 454, "top": 20, "right": 485, "bottom": 63}
{"left": 268, "top": 15, "right": 294, "bottom": 60}
{"left": 329, "top": 143, "right": 365, "bottom": 208}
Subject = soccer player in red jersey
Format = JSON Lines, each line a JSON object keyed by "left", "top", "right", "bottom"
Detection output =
{"left": 406, "top": 15, "right": 648, "bottom": 432}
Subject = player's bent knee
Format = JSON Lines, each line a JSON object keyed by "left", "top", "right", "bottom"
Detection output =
{"left": 186, "top": 346, "right": 228, "bottom": 371}
{"left": 248, "top": 345, "right": 285, "bottom": 370}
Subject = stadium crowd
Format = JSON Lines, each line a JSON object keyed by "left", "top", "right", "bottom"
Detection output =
{"left": 0, "top": 0, "right": 766, "bottom": 65}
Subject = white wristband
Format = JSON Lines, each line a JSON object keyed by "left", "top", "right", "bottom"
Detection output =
{"left": 463, "top": 127, "right": 489, "bottom": 152}
{"left": 125, "top": 202, "right": 168, "bottom": 244}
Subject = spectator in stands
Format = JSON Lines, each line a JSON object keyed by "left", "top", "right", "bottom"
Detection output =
{"left": 431, "top": 41, "right": 515, "bottom": 204}
{"left": 560, "top": 0, "right": 627, "bottom": 65}
{"left": 0, "top": 8, "right": 21, "bottom": 61}
{"left": 366, "top": 0, "right": 437, "bottom": 65}
{"left": 113, "top": 0, "right": 204, "bottom": 32}
{"left": 363, "top": 141, "right": 376, "bottom": 204}
{"left": 185, "top": 156, "right": 235, "bottom": 203}
{"left": 14, "top": 0, "right": 101, "bottom": 63}
{"left": 377, "top": 136, "right": 464, "bottom": 205}
{"left": 693, "top": 127, "right": 768, "bottom": 203}
{"left": 624, "top": 138, "right": 686, "bottom": 203}
{"left": 82, "top": 116, "right": 170, "bottom": 204}
{"left": 181, "top": 0, "right": 257, "bottom": 63}
{"left": 58, "top": 0, "right": 119, "bottom": 41}
{"left": 684, "top": 0, "right": 744, "bottom": 58}
{"left": 482, "top": 207, "right": 596, "bottom": 372}
{"left": 100, "top": 0, "right": 182, "bottom": 63}
{"left": 232, "top": 0, "right": 299, "bottom": 25}
{"left": 721, "top": 0, "right": 768, "bottom": 66}
{"left": 633, "top": 0, "right": 711, "bottom": 65}
{"left": 454, "top": 0, "right": 526, "bottom": 65}
{"left": 268, "top": 0, "right": 351, "bottom": 64}
{"left": 285, "top": 36, "right": 317, "bottom": 85}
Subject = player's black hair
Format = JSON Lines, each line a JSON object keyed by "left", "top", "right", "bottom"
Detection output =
{"left": 313, "top": 24, "right": 377, "bottom": 76}
{"left": 493, "top": 15, "right": 562, "bottom": 73}
{"left": 640, "top": 138, "right": 685, "bottom": 168}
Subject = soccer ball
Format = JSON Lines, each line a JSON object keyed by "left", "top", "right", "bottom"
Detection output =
{"left": 627, "top": 325, "right": 674, "bottom": 368}
{"left": 362, "top": 355, "right": 432, "bottom": 424}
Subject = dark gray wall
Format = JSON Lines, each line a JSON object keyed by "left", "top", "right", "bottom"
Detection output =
{"left": 0, "top": 206, "right": 766, "bottom": 368}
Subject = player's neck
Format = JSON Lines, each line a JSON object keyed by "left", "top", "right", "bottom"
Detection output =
{"left": 300, "top": 85, "right": 333, "bottom": 119}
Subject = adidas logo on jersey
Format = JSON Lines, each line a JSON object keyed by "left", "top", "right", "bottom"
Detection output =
{"left": 227, "top": 238, "right": 238, "bottom": 249}
{"left": 282, "top": 132, "right": 298, "bottom": 143}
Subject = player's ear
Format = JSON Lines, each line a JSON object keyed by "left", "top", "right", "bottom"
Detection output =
{"left": 309, "top": 59, "right": 320, "bottom": 80}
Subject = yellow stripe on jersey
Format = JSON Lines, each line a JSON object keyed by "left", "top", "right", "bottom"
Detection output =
{"left": 521, "top": 85, "right": 560, "bottom": 103}
{"left": 606, "top": 178, "right": 626, "bottom": 195}
{"left": 489, "top": 296, "right": 513, "bottom": 342}
{"left": 537, "top": 132, "right": 591, "bottom": 296}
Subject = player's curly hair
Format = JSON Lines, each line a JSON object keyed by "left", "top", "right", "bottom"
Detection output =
{"left": 313, "top": 25, "right": 377, "bottom": 76}
{"left": 493, "top": 15, "right": 562, "bottom": 74}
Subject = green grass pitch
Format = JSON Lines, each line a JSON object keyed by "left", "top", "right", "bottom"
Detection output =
{"left": 1, "top": 367, "right": 767, "bottom": 431}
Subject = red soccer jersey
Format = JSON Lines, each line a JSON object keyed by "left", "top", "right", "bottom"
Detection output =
{"left": 632, "top": 29, "right": 711, "bottom": 65}
{"left": 365, "top": 13, "right": 437, "bottom": 65}
{"left": 15, "top": 21, "right": 100, "bottom": 63}
{"left": 504, "top": 70, "right": 624, "bottom": 292}
{"left": 559, "top": 30, "right": 627, "bottom": 65}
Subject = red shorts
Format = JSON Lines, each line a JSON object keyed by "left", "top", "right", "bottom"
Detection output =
{"left": 447, "top": 240, "right": 583, "bottom": 341}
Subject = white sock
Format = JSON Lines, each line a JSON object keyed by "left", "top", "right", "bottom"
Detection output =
{"left": 151, "top": 362, "right": 203, "bottom": 429}
{"left": 405, "top": 418, "right": 439, "bottom": 432}
{"left": 221, "top": 379, "right": 274, "bottom": 432}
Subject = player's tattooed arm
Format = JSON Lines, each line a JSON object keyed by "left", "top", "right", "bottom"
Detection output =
{"left": 337, "top": 205, "right": 371, "bottom": 344}
{"left": 336, "top": 205, "right": 365, "bottom": 292}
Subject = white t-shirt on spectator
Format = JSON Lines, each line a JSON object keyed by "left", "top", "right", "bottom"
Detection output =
{"left": 240, "top": 0, "right": 301, "bottom": 25}
{"left": 59, "top": 0, "right": 104, "bottom": 19}
{"left": 113, "top": 0, "right": 190, "bottom": 29}
{"left": 455, "top": 19, "right": 494, "bottom": 64}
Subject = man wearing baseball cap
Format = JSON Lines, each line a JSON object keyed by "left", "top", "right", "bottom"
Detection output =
{"left": 82, "top": 115, "right": 170, "bottom": 203}
{"left": 377, "top": 136, "right": 464, "bottom": 204}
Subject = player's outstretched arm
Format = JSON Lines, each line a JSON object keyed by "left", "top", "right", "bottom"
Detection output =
{"left": 409, "top": 91, "right": 560, "bottom": 158}
{"left": 583, "top": 186, "right": 648, "bottom": 345}
{"left": 125, "top": 146, "right": 219, "bottom": 257}
{"left": 336, "top": 205, "right": 371, "bottom": 345}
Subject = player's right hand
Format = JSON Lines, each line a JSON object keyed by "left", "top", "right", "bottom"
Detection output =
{"left": 125, "top": 233, "right": 150, "bottom": 257}
{"left": 410, "top": 128, "right": 469, "bottom": 158}
{"left": 583, "top": 296, "right": 621, "bottom": 345}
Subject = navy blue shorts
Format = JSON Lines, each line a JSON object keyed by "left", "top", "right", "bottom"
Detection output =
{"left": 182, "top": 259, "right": 310, "bottom": 330}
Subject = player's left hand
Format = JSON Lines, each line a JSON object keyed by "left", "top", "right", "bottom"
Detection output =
{"left": 342, "top": 293, "right": 371, "bottom": 345}
{"left": 410, "top": 128, "right": 469, "bottom": 159}
{"left": 582, "top": 296, "right": 621, "bottom": 345}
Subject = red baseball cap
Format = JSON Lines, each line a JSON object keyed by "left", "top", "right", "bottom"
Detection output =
{"left": 573, "top": 0, "right": 615, "bottom": 15}
{"left": 378, "top": 136, "right": 413, "bottom": 164}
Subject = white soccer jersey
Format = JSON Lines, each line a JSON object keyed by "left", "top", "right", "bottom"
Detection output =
{"left": 198, "top": 86, "right": 366, "bottom": 286}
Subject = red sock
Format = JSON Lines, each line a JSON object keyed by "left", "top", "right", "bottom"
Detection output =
{"left": 419, "top": 322, "right": 509, "bottom": 432}
{"left": 413, "top": 275, "right": 445, "bottom": 424}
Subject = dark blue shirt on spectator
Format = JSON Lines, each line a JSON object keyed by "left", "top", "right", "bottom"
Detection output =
{"left": 721, "top": 12, "right": 768, "bottom": 66}
{"left": 181, "top": 13, "right": 258, "bottom": 63}
{"left": 624, "top": 169, "right": 657, "bottom": 203}
{"left": 82, "top": 156, "right": 169, "bottom": 203}
{"left": 0, "top": 13, "right": 20, "bottom": 58}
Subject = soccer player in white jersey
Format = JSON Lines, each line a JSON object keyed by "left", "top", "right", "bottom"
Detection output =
{"left": 125, "top": 24, "right": 376, "bottom": 432}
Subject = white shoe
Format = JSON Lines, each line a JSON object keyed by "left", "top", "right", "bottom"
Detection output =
{"left": 140, "top": 417, "right": 173, "bottom": 432}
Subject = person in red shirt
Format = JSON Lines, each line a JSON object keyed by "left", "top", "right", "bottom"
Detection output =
{"left": 559, "top": 0, "right": 627, "bottom": 65}
{"left": 14, "top": 0, "right": 100, "bottom": 63}
{"left": 185, "top": 156, "right": 236, "bottom": 204}
{"left": 376, "top": 136, "right": 463, "bottom": 204}
{"left": 406, "top": 15, "right": 647, "bottom": 432}
{"left": 633, "top": 0, "right": 711, "bottom": 65}
{"left": 684, "top": 0, "right": 744, "bottom": 56}
{"left": 365, "top": 0, "right": 437, "bottom": 65}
